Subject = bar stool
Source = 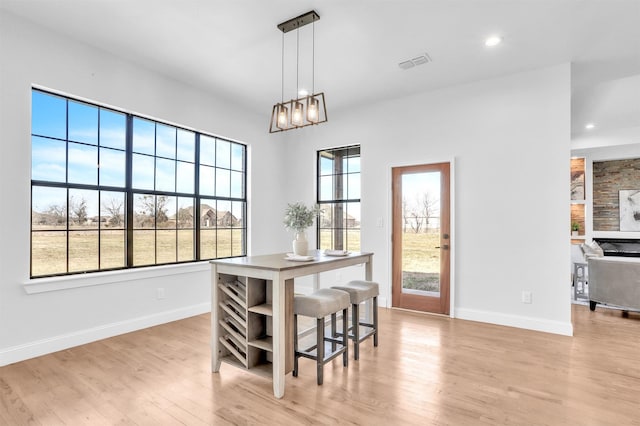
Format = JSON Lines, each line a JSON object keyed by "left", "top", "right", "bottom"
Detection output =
{"left": 293, "top": 288, "right": 350, "bottom": 385}
{"left": 331, "top": 280, "right": 379, "bottom": 360}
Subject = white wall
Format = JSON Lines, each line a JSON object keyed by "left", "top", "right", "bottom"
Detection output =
{"left": 0, "top": 11, "right": 574, "bottom": 366}
{"left": 0, "top": 11, "right": 288, "bottom": 365}
{"left": 282, "top": 64, "right": 573, "bottom": 335}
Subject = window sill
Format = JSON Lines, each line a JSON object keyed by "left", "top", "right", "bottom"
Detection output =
{"left": 23, "top": 262, "right": 211, "bottom": 294}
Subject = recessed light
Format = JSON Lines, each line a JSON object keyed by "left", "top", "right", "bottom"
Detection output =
{"left": 485, "top": 35, "right": 502, "bottom": 47}
{"left": 585, "top": 123, "right": 596, "bottom": 130}
{"left": 298, "top": 89, "right": 308, "bottom": 97}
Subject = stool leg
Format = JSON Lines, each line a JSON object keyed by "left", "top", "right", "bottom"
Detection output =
{"left": 373, "top": 296, "right": 378, "bottom": 347}
{"left": 293, "top": 314, "right": 299, "bottom": 377}
{"left": 331, "top": 312, "right": 337, "bottom": 352}
{"left": 342, "top": 307, "right": 349, "bottom": 367}
{"left": 317, "top": 317, "right": 324, "bottom": 385}
{"left": 352, "top": 303, "right": 360, "bottom": 360}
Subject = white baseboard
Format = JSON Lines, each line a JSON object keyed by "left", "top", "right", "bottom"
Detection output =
{"left": 454, "top": 307, "right": 573, "bottom": 336}
{"left": 0, "top": 303, "right": 211, "bottom": 367}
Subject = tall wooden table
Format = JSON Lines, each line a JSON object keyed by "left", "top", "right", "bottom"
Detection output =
{"left": 211, "top": 251, "right": 373, "bottom": 398}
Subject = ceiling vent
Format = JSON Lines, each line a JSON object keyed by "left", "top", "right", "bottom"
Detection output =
{"left": 398, "top": 53, "right": 432, "bottom": 70}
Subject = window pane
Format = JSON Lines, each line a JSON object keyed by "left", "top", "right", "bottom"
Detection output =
{"left": 32, "top": 186, "right": 67, "bottom": 228}
{"left": 177, "top": 197, "right": 194, "bottom": 228}
{"left": 347, "top": 155, "right": 360, "bottom": 173}
{"left": 201, "top": 200, "right": 216, "bottom": 228}
{"left": 216, "top": 140, "right": 231, "bottom": 169}
{"left": 217, "top": 200, "right": 231, "bottom": 227}
{"left": 230, "top": 171, "right": 244, "bottom": 198}
{"left": 319, "top": 155, "right": 333, "bottom": 176}
{"left": 134, "top": 194, "right": 156, "bottom": 229}
{"left": 200, "top": 135, "right": 216, "bottom": 166}
{"left": 319, "top": 175, "right": 333, "bottom": 201}
{"left": 178, "top": 229, "right": 194, "bottom": 261}
{"left": 100, "top": 109, "right": 126, "bottom": 150}
{"left": 101, "top": 229, "right": 125, "bottom": 269}
{"left": 133, "top": 117, "right": 155, "bottom": 155}
{"left": 69, "top": 230, "right": 98, "bottom": 272}
{"left": 176, "top": 161, "right": 194, "bottom": 194}
{"left": 68, "top": 100, "right": 98, "bottom": 145}
{"left": 132, "top": 154, "right": 154, "bottom": 190}
{"left": 99, "top": 148, "right": 126, "bottom": 188}
{"left": 158, "top": 196, "right": 175, "bottom": 229}
{"left": 156, "top": 158, "right": 176, "bottom": 192}
{"left": 100, "top": 191, "right": 125, "bottom": 228}
{"left": 133, "top": 230, "right": 155, "bottom": 266}
{"left": 156, "top": 123, "right": 176, "bottom": 159}
{"left": 69, "top": 189, "right": 98, "bottom": 230}
{"left": 32, "top": 91, "right": 66, "bottom": 139}
{"left": 32, "top": 136, "right": 66, "bottom": 182}
{"left": 199, "top": 165, "right": 215, "bottom": 196}
{"left": 157, "top": 230, "right": 177, "bottom": 264}
{"left": 217, "top": 228, "right": 232, "bottom": 257}
{"left": 31, "top": 231, "right": 66, "bottom": 276}
{"left": 216, "top": 168, "right": 230, "bottom": 197}
{"left": 68, "top": 142, "right": 97, "bottom": 185}
{"left": 232, "top": 229, "right": 244, "bottom": 256}
{"left": 347, "top": 173, "right": 360, "bottom": 199}
{"left": 231, "top": 143, "right": 244, "bottom": 171}
{"left": 177, "top": 129, "right": 195, "bottom": 162}
{"left": 232, "top": 201, "right": 244, "bottom": 229}
{"left": 200, "top": 229, "right": 216, "bottom": 259}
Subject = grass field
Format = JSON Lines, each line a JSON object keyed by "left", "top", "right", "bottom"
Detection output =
{"left": 31, "top": 227, "right": 244, "bottom": 276}
{"left": 32, "top": 228, "right": 439, "bottom": 283}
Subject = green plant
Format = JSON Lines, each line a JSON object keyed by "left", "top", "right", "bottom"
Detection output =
{"left": 283, "top": 202, "right": 320, "bottom": 232}
{"left": 571, "top": 221, "right": 580, "bottom": 232}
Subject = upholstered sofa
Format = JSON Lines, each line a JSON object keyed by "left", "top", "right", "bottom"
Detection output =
{"left": 587, "top": 256, "right": 640, "bottom": 312}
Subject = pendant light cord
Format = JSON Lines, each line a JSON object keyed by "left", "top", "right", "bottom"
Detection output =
{"left": 296, "top": 27, "right": 300, "bottom": 97}
{"left": 312, "top": 20, "right": 315, "bottom": 94}
{"left": 281, "top": 32, "right": 284, "bottom": 103}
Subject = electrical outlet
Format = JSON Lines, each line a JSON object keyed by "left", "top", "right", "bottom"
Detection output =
{"left": 376, "top": 217, "right": 384, "bottom": 228}
{"left": 156, "top": 287, "right": 166, "bottom": 300}
{"left": 521, "top": 291, "right": 532, "bottom": 304}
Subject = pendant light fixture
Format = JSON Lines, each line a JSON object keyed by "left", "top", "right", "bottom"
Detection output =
{"left": 269, "top": 10, "right": 328, "bottom": 133}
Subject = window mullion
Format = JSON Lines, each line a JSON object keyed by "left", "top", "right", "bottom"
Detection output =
{"left": 125, "top": 115, "right": 134, "bottom": 267}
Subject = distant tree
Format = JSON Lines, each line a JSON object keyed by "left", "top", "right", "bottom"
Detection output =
{"left": 47, "top": 204, "right": 66, "bottom": 225}
{"left": 69, "top": 196, "right": 88, "bottom": 225}
{"left": 402, "top": 197, "right": 409, "bottom": 233}
{"left": 177, "top": 207, "right": 193, "bottom": 228}
{"left": 421, "top": 192, "right": 439, "bottom": 231}
{"left": 102, "top": 197, "right": 124, "bottom": 226}
{"left": 138, "top": 195, "right": 169, "bottom": 225}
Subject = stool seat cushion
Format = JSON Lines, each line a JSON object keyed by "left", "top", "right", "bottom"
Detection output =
{"left": 332, "top": 280, "right": 379, "bottom": 304}
{"left": 294, "top": 288, "right": 350, "bottom": 318}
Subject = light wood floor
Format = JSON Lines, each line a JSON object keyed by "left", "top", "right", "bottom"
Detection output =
{"left": 1, "top": 305, "right": 640, "bottom": 425}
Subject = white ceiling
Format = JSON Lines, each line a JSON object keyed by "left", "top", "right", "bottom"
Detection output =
{"left": 2, "top": 0, "right": 639, "bottom": 143}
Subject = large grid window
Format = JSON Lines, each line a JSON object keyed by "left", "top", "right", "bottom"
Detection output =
{"left": 30, "top": 89, "right": 247, "bottom": 278}
{"left": 317, "top": 145, "right": 361, "bottom": 251}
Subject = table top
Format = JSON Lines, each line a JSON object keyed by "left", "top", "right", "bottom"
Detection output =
{"left": 210, "top": 250, "right": 373, "bottom": 272}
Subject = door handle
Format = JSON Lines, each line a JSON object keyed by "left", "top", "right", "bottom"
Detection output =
{"left": 435, "top": 245, "right": 449, "bottom": 250}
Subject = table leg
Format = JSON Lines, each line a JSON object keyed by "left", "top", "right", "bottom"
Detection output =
{"left": 211, "top": 264, "right": 221, "bottom": 372}
{"left": 272, "top": 273, "right": 286, "bottom": 398}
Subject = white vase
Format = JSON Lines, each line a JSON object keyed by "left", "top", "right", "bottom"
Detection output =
{"left": 292, "top": 231, "right": 308, "bottom": 256}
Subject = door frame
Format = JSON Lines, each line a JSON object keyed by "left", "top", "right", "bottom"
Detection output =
{"left": 387, "top": 158, "right": 455, "bottom": 317}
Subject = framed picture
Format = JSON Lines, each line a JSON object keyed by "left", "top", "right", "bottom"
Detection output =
{"left": 619, "top": 189, "right": 640, "bottom": 231}
{"left": 571, "top": 157, "right": 585, "bottom": 200}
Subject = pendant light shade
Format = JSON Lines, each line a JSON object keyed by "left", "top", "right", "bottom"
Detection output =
{"left": 276, "top": 104, "right": 289, "bottom": 130}
{"left": 306, "top": 95, "right": 319, "bottom": 123}
{"left": 269, "top": 10, "right": 328, "bottom": 133}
